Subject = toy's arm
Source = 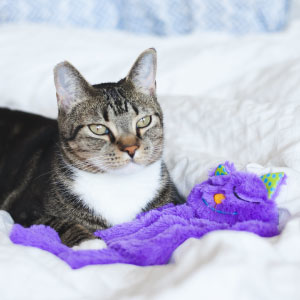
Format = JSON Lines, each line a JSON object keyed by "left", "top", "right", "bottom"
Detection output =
{"left": 231, "top": 220, "right": 279, "bottom": 237}
{"left": 232, "top": 208, "right": 291, "bottom": 237}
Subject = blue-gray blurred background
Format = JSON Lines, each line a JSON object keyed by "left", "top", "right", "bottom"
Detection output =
{"left": 0, "top": 0, "right": 292, "bottom": 35}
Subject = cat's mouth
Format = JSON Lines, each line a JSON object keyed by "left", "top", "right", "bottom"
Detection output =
{"left": 108, "top": 161, "right": 145, "bottom": 175}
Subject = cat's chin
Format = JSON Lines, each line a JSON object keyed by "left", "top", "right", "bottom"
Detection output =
{"left": 107, "top": 162, "right": 145, "bottom": 176}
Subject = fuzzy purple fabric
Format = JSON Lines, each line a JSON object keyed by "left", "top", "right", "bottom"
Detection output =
{"left": 10, "top": 162, "right": 286, "bottom": 268}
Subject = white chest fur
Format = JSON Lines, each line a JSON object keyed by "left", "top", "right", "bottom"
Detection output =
{"left": 72, "top": 161, "right": 162, "bottom": 225}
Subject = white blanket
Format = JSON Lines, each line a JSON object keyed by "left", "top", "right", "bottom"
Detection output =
{"left": 0, "top": 22, "right": 300, "bottom": 300}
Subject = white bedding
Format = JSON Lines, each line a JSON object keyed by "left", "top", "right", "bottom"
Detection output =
{"left": 0, "top": 22, "right": 300, "bottom": 300}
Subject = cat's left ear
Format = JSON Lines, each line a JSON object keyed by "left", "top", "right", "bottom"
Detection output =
{"left": 126, "top": 48, "right": 157, "bottom": 96}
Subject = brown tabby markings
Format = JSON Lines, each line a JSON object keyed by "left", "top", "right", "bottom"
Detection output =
{"left": 0, "top": 49, "right": 183, "bottom": 247}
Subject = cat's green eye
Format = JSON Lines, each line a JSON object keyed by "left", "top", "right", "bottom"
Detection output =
{"left": 136, "top": 116, "right": 152, "bottom": 129}
{"left": 88, "top": 124, "right": 109, "bottom": 136}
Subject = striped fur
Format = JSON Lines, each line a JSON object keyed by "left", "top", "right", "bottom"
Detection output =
{"left": 0, "top": 49, "right": 183, "bottom": 247}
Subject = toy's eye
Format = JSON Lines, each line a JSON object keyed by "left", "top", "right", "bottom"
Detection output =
{"left": 89, "top": 124, "right": 109, "bottom": 136}
{"left": 233, "top": 187, "right": 261, "bottom": 204}
{"left": 136, "top": 116, "right": 152, "bottom": 129}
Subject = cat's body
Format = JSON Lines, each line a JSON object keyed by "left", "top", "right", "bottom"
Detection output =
{"left": 0, "top": 49, "right": 183, "bottom": 247}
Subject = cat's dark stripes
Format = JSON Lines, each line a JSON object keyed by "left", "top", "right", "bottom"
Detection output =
{"left": 0, "top": 49, "right": 184, "bottom": 247}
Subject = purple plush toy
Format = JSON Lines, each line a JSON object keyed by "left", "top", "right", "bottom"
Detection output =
{"left": 188, "top": 162, "right": 284, "bottom": 233}
{"left": 10, "top": 162, "right": 286, "bottom": 268}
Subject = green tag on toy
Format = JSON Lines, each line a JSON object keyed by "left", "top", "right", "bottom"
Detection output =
{"left": 260, "top": 172, "right": 285, "bottom": 199}
{"left": 215, "top": 164, "right": 228, "bottom": 176}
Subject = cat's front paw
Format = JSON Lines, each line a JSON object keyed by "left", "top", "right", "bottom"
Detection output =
{"left": 72, "top": 238, "right": 107, "bottom": 250}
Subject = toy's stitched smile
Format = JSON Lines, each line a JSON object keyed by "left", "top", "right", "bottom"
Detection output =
{"left": 233, "top": 186, "right": 260, "bottom": 204}
{"left": 202, "top": 198, "right": 238, "bottom": 215}
{"left": 203, "top": 186, "right": 261, "bottom": 216}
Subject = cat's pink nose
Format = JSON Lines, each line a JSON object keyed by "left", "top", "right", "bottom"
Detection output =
{"left": 117, "top": 135, "right": 140, "bottom": 158}
{"left": 123, "top": 145, "right": 139, "bottom": 158}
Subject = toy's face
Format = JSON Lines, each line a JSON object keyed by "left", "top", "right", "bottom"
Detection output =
{"left": 189, "top": 163, "right": 282, "bottom": 225}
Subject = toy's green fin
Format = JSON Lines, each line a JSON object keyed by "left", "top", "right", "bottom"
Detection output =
{"left": 260, "top": 172, "right": 285, "bottom": 199}
{"left": 215, "top": 164, "right": 228, "bottom": 176}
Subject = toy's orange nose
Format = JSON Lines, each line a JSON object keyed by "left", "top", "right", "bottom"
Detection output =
{"left": 214, "top": 193, "right": 225, "bottom": 204}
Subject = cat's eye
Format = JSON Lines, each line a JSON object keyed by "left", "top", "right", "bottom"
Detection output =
{"left": 136, "top": 116, "right": 152, "bottom": 128}
{"left": 88, "top": 124, "right": 109, "bottom": 135}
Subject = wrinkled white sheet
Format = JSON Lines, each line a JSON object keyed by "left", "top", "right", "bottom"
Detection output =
{"left": 0, "top": 22, "right": 300, "bottom": 300}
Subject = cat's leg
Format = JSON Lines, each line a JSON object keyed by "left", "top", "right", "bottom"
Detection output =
{"left": 59, "top": 223, "right": 98, "bottom": 247}
{"left": 37, "top": 216, "right": 103, "bottom": 247}
{"left": 72, "top": 239, "right": 107, "bottom": 250}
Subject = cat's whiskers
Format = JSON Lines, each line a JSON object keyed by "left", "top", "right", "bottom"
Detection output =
{"left": 87, "top": 156, "right": 130, "bottom": 171}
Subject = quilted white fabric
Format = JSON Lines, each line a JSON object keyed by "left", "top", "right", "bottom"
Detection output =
{"left": 0, "top": 22, "right": 300, "bottom": 300}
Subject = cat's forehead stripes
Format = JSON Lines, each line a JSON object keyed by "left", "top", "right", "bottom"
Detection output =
{"left": 102, "top": 87, "right": 139, "bottom": 118}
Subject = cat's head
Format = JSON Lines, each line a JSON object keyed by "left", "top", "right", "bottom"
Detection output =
{"left": 54, "top": 49, "right": 163, "bottom": 174}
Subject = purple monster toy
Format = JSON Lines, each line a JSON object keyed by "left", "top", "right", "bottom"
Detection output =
{"left": 10, "top": 162, "right": 287, "bottom": 268}
{"left": 187, "top": 162, "right": 285, "bottom": 235}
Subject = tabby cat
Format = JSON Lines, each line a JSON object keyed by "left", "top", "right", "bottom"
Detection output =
{"left": 0, "top": 49, "right": 183, "bottom": 248}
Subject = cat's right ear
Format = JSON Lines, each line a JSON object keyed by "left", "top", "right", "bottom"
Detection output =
{"left": 54, "top": 61, "right": 91, "bottom": 112}
{"left": 126, "top": 48, "right": 157, "bottom": 96}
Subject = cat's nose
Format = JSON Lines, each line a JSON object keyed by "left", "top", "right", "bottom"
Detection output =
{"left": 117, "top": 135, "right": 140, "bottom": 158}
{"left": 123, "top": 145, "right": 139, "bottom": 158}
{"left": 214, "top": 193, "right": 225, "bottom": 205}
